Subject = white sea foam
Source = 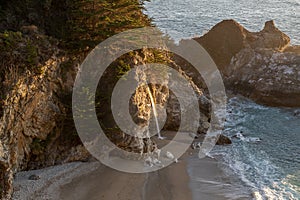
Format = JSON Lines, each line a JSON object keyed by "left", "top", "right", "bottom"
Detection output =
{"left": 144, "top": 1, "right": 300, "bottom": 198}
{"left": 210, "top": 97, "right": 300, "bottom": 199}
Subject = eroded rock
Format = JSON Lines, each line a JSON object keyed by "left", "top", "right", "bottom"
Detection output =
{"left": 195, "top": 19, "right": 299, "bottom": 107}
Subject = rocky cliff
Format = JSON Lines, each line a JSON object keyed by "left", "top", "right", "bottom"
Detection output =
{"left": 195, "top": 20, "right": 300, "bottom": 107}
{"left": 0, "top": 2, "right": 211, "bottom": 198}
{"left": 6, "top": 2, "right": 299, "bottom": 199}
{"left": 0, "top": 36, "right": 210, "bottom": 199}
{"left": 0, "top": 28, "right": 93, "bottom": 199}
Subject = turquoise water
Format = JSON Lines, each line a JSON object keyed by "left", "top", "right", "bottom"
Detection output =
{"left": 144, "top": 0, "right": 300, "bottom": 44}
{"left": 212, "top": 97, "right": 300, "bottom": 199}
{"left": 144, "top": 1, "right": 300, "bottom": 199}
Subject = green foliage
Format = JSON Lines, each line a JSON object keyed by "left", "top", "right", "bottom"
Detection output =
{"left": 0, "top": 0, "right": 152, "bottom": 52}
{"left": 0, "top": 31, "right": 22, "bottom": 49}
{"left": 65, "top": 0, "right": 151, "bottom": 51}
{"left": 117, "top": 60, "right": 131, "bottom": 78}
{"left": 0, "top": 0, "right": 42, "bottom": 30}
{"left": 25, "top": 42, "right": 38, "bottom": 68}
{"left": 0, "top": 31, "right": 41, "bottom": 74}
{"left": 30, "top": 130, "right": 58, "bottom": 155}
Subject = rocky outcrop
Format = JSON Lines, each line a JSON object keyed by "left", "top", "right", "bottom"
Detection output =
{"left": 216, "top": 134, "right": 232, "bottom": 145}
{"left": 163, "top": 62, "right": 211, "bottom": 134}
{"left": 0, "top": 1, "right": 213, "bottom": 199}
{"left": 0, "top": 30, "right": 92, "bottom": 199}
{"left": 195, "top": 20, "right": 300, "bottom": 107}
{"left": 195, "top": 19, "right": 250, "bottom": 72}
{"left": 195, "top": 20, "right": 290, "bottom": 73}
{"left": 248, "top": 21, "right": 290, "bottom": 50}
{"left": 225, "top": 48, "right": 300, "bottom": 107}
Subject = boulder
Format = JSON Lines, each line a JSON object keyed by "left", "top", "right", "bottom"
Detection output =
{"left": 216, "top": 134, "right": 232, "bottom": 145}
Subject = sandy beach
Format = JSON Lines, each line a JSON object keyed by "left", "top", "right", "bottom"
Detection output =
{"left": 13, "top": 156, "right": 230, "bottom": 200}
{"left": 12, "top": 131, "right": 244, "bottom": 200}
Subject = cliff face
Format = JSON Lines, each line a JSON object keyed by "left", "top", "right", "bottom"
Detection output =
{"left": 0, "top": 33, "right": 179, "bottom": 199}
{"left": 0, "top": 34, "right": 178, "bottom": 199}
{"left": 226, "top": 47, "right": 300, "bottom": 107}
{"left": 0, "top": 29, "right": 92, "bottom": 199}
{"left": 0, "top": 3, "right": 211, "bottom": 199}
{"left": 0, "top": 30, "right": 62, "bottom": 198}
{"left": 96, "top": 49, "right": 172, "bottom": 155}
{"left": 195, "top": 20, "right": 300, "bottom": 107}
{"left": 0, "top": 1, "right": 168, "bottom": 198}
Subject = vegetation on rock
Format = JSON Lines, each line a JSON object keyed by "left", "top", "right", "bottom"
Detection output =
{"left": 0, "top": 0, "right": 157, "bottom": 198}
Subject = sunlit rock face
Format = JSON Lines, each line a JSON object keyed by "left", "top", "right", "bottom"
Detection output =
{"left": 194, "top": 19, "right": 250, "bottom": 72}
{"left": 226, "top": 48, "right": 300, "bottom": 107}
{"left": 195, "top": 19, "right": 300, "bottom": 107}
{"left": 0, "top": 29, "right": 91, "bottom": 199}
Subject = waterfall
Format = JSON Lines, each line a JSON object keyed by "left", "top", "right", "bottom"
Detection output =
{"left": 146, "top": 86, "right": 164, "bottom": 139}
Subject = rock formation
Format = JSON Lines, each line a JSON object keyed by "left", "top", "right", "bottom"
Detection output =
{"left": 0, "top": 1, "right": 180, "bottom": 198}
{"left": 7, "top": 3, "right": 299, "bottom": 199}
{"left": 0, "top": 29, "right": 91, "bottom": 199}
{"left": 226, "top": 47, "right": 300, "bottom": 107}
{"left": 0, "top": 28, "right": 211, "bottom": 199}
{"left": 195, "top": 19, "right": 251, "bottom": 72}
{"left": 195, "top": 20, "right": 300, "bottom": 107}
{"left": 216, "top": 134, "right": 232, "bottom": 145}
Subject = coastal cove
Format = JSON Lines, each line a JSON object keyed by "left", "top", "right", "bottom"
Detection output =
{"left": 0, "top": 0, "right": 299, "bottom": 199}
{"left": 145, "top": 0, "right": 300, "bottom": 199}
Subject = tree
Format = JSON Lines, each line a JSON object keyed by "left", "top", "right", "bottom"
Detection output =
{"left": 65, "top": 0, "right": 151, "bottom": 50}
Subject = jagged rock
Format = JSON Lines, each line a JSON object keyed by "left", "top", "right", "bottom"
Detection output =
{"left": 294, "top": 110, "right": 300, "bottom": 117}
{"left": 248, "top": 20, "right": 290, "bottom": 50}
{"left": 216, "top": 134, "right": 232, "bottom": 145}
{"left": 195, "top": 20, "right": 290, "bottom": 74}
{"left": 195, "top": 19, "right": 299, "bottom": 107}
{"left": 163, "top": 59, "right": 210, "bottom": 133}
{"left": 225, "top": 48, "right": 300, "bottom": 107}
{"left": 284, "top": 45, "right": 300, "bottom": 54}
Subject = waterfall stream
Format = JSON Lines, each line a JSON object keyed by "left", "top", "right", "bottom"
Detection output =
{"left": 146, "top": 86, "right": 164, "bottom": 139}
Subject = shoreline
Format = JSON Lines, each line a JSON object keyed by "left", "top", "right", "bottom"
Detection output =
{"left": 13, "top": 157, "right": 246, "bottom": 200}
{"left": 13, "top": 157, "right": 194, "bottom": 200}
{"left": 187, "top": 153, "right": 252, "bottom": 200}
{"left": 13, "top": 132, "right": 251, "bottom": 200}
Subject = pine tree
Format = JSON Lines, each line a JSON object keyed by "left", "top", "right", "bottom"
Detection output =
{"left": 66, "top": 0, "right": 151, "bottom": 50}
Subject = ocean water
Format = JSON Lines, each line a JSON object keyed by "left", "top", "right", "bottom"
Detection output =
{"left": 212, "top": 97, "right": 300, "bottom": 199}
{"left": 144, "top": 0, "right": 300, "bottom": 44}
{"left": 144, "top": 1, "right": 300, "bottom": 199}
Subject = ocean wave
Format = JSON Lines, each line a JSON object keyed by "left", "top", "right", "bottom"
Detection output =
{"left": 211, "top": 97, "right": 300, "bottom": 199}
